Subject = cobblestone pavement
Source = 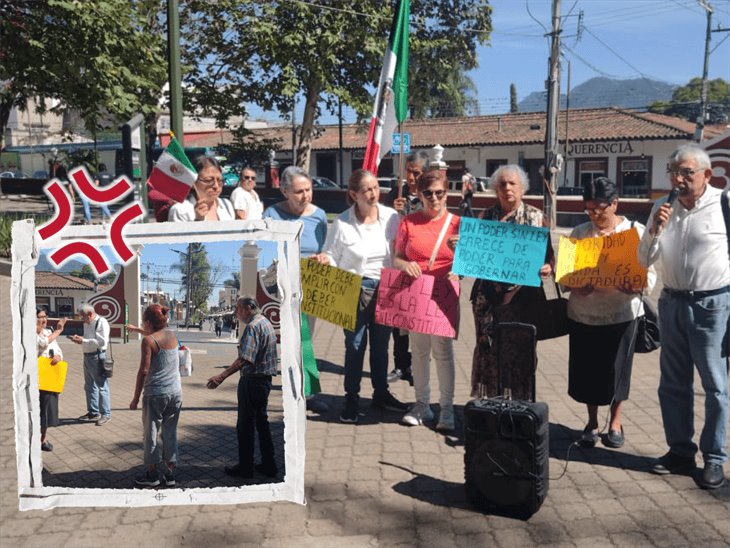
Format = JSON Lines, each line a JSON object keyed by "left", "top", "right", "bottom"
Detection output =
{"left": 1, "top": 270, "right": 729, "bottom": 547}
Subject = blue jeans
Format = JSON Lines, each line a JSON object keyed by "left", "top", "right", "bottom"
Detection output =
{"left": 658, "top": 289, "right": 729, "bottom": 465}
{"left": 83, "top": 353, "right": 111, "bottom": 417}
{"left": 343, "top": 279, "right": 391, "bottom": 401}
{"left": 142, "top": 392, "right": 182, "bottom": 466}
{"left": 81, "top": 196, "right": 111, "bottom": 222}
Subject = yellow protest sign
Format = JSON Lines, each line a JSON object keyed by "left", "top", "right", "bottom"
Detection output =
{"left": 38, "top": 356, "right": 69, "bottom": 393}
{"left": 556, "top": 227, "right": 647, "bottom": 290}
{"left": 300, "top": 259, "right": 362, "bottom": 331}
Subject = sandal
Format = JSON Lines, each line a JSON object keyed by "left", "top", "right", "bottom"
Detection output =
{"left": 578, "top": 426, "right": 599, "bottom": 448}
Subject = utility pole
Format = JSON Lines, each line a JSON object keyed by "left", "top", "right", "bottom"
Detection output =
{"left": 543, "top": 0, "right": 562, "bottom": 229}
{"left": 168, "top": 0, "right": 184, "bottom": 144}
{"left": 695, "top": 0, "right": 713, "bottom": 142}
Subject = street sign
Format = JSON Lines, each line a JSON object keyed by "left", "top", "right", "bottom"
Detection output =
{"left": 391, "top": 132, "right": 411, "bottom": 154}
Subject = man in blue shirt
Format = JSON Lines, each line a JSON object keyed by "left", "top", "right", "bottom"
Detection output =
{"left": 207, "top": 296, "right": 279, "bottom": 480}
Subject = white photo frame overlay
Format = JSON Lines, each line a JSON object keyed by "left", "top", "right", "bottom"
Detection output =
{"left": 11, "top": 219, "right": 305, "bottom": 509}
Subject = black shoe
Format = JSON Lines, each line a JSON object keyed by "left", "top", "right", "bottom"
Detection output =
{"left": 41, "top": 441, "right": 53, "bottom": 452}
{"left": 603, "top": 427, "right": 625, "bottom": 449}
{"left": 651, "top": 452, "right": 696, "bottom": 475}
{"left": 339, "top": 398, "right": 359, "bottom": 423}
{"left": 135, "top": 470, "right": 160, "bottom": 487}
{"left": 224, "top": 464, "right": 253, "bottom": 479}
{"left": 578, "top": 426, "right": 599, "bottom": 448}
{"left": 306, "top": 397, "right": 329, "bottom": 414}
{"left": 78, "top": 412, "right": 101, "bottom": 422}
{"left": 371, "top": 390, "right": 409, "bottom": 412}
{"left": 255, "top": 463, "right": 278, "bottom": 478}
{"left": 698, "top": 463, "right": 726, "bottom": 489}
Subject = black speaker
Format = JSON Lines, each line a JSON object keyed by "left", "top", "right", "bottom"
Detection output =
{"left": 464, "top": 398, "right": 549, "bottom": 518}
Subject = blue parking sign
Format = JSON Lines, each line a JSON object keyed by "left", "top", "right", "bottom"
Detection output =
{"left": 391, "top": 133, "right": 411, "bottom": 154}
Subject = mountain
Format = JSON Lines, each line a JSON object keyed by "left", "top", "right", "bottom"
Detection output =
{"left": 518, "top": 77, "right": 675, "bottom": 112}
{"left": 36, "top": 254, "right": 87, "bottom": 273}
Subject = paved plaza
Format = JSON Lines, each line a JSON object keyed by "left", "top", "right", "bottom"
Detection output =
{"left": 1, "top": 268, "right": 729, "bottom": 547}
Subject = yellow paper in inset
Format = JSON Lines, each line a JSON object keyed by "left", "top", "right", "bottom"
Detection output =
{"left": 556, "top": 227, "right": 647, "bottom": 290}
{"left": 38, "top": 356, "right": 69, "bottom": 393}
{"left": 300, "top": 259, "right": 362, "bottom": 331}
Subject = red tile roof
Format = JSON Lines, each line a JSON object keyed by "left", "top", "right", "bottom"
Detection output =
{"left": 188, "top": 108, "right": 728, "bottom": 152}
{"left": 36, "top": 271, "right": 99, "bottom": 290}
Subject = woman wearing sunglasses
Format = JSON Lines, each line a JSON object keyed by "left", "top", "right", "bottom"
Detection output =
{"left": 567, "top": 177, "right": 654, "bottom": 449}
{"left": 393, "top": 170, "right": 460, "bottom": 430}
{"left": 168, "top": 156, "right": 235, "bottom": 222}
{"left": 231, "top": 166, "right": 263, "bottom": 220}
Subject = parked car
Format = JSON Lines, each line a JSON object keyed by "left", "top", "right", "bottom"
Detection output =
{"left": 311, "top": 176, "right": 339, "bottom": 188}
{"left": 220, "top": 165, "right": 240, "bottom": 197}
{"left": 0, "top": 170, "right": 30, "bottom": 178}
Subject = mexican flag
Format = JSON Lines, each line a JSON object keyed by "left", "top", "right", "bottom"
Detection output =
{"left": 148, "top": 135, "right": 197, "bottom": 203}
{"left": 362, "top": 0, "right": 410, "bottom": 174}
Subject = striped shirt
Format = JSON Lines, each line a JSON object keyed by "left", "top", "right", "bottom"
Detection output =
{"left": 239, "top": 313, "right": 278, "bottom": 376}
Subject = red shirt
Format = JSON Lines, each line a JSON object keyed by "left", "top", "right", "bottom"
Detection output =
{"left": 395, "top": 211, "right": 460, "bottom": 278}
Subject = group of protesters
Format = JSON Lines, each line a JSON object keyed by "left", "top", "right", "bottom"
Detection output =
{"left": 153, "top": 142, "right": 727, "bottom": 490}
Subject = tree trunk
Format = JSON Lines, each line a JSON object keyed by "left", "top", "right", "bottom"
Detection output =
{"left": 295, "top": 80, "right": 323, "bottom": 171}
{"left": 0, "top": 93, "right": 17, "bottom": 149}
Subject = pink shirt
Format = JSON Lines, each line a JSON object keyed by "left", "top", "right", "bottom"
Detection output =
{"left": 395, "top": 211, "right": 460, "bottom": 278}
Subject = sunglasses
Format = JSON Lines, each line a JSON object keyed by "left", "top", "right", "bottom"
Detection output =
{"left": 241, "top": 175, "right": 256, "bottom": 181}
{"left": 421, "top": 189, "right": 446, "bottom": 199}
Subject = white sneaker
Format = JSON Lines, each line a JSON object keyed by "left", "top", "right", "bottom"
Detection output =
{"left": 436, "top": 406, "right": 455, "bottom": 431}
{"left": 401, "top": 402, "right": 434, "bottom": 426}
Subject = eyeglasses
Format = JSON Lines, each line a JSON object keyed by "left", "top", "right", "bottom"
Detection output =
{"left": 37, "top": 315, "right": 47, "bottom": 319}
{"left": 584, "top": 202, "right": 612, "bottom": 215}
{"left": 421, "top": 189, "right": 446, "bottom": 199}
{"left": 241, "top": 175, "right": 256, "bottom": 181}
{"left": 666, "top": 167, "right": 701, "bottom": 179}
{"left": 197, "top": 177, "right": 223, "bottom": 187}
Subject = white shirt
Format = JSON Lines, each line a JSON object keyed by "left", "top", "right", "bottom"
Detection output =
{"left": 638, "top": 185, "right": 730, "bottom": 291}
{"left": 230, "top": 187, "right": 263, "bottom": 220}
{"left": 168, "top": 196, "right": 235, "bottom": 222}
{"left": 82, "top": 315, "right": 110, "bottom": 353}
{"left": 37, "top": 328, "right": 63, "bottom": 359}
{"left": 567, "top": 218, "right": 656, "bottom": 325}
{"left": 322, "top": 204, "right": 400, "bottom": 279}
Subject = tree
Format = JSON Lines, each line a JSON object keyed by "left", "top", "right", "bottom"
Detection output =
{"left": 649, "top": 77, "right": 730, "bottom": 125}
{"left": 70, "top": 264, "right": 116, "bottom": 286}
{"left": 223, "top": 271, "right": 240, "bottom": 290}
{"left": 181, "top": 0, "right": 492, "bottom": 170}
{"left": 0, "top": 0, "right": 168, "bottom": 147}
{"left": 510, "top": 83, "right": 518, "bottom": 113}
{"left": 170, "top": 244, "right": 213, "bottom": 322}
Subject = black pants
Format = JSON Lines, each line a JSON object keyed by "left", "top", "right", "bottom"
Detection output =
{"left": 236, "top": 375, "right": 276, "bottom": 474}
{"left": 392, "top": 329, "right": 411, "bottom": 372}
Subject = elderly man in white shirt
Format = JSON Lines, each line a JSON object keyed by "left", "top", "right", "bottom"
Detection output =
{"left": 638, "top": 144, "right": 730, "bottom": 490}
{"left": 70, "top": 304, "right": 112, "bottom": 426}
{"left": 230, "top": 167, "right": 264, "bottom": 220}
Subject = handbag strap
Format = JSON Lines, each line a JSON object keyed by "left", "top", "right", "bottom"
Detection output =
{"left": 427, "top": 213, "right": 453, "bottom": 271}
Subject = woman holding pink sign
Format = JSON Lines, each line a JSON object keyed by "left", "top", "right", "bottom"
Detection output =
{"left": 393, "top": 170, "right": 460, "bottom": 431}
{"left": 312, "top": 169, "right": 408, "bottom": 424}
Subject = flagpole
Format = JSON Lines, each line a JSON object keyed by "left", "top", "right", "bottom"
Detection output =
{"left": 397, "top": 123, "right": 405, "bottom": 200}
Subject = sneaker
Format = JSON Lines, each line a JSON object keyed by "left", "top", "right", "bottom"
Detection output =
{"left": 401, "top": 402, "right": 434, "bottom": 426}
{"left": 436, "top": 406, "right": 455, "bottom": 431}
{"left": 78, "top": 412, "right": 101, "bottom": 422}
{"left": 41, "top": 441, "right": 53, "bottom": 452}
{"left": 96, "top": 416, "right": 111, "bottom": 426}
{"left": 162, "top": 468, "right": 176, "bottom": 487}
{"left": 135, "top": 470, "right": 160, "bottom": 487}
{"left": 698, "top": 463, "right": 726, "bottom": 489}
{"left": 651, "top": 452, "right": 696, "bottom": 475}
{"left": 371, "top": 390, "right": 409, "bottom": 412}
{"left": 339, "top": 398, "right": 359, "bottom": 424}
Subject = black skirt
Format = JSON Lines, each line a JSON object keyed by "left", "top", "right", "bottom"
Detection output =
{"left": 568, "top": 318, "right": 637, "bottom": 406}
{"left": 39, "top": 390, "right": 60, "bottom": 430}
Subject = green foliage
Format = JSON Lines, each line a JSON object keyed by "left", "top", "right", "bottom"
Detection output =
{"left": 69, "top": 264, "right": 117, "bottom": 285}
{"left": 181, "top": 0, "right": 492, "bottom": 169}
{"left": 0, "top": 0, "right": 167, "bottom": 145}
{"left": 648, "top": 78, "right": 730, "bottom": 124}
{"left": 223, "top": 271, "right": 240, "bottom": 290}
{"left": 170, "top": 243, "right": 213, "bottom": 321}
{"left": 0, "top": 212, "right": 50, "bottom": 258}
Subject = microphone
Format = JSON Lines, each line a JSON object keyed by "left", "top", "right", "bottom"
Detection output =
{"left": 654, "top": 187, "right": 680, "bottom": 236}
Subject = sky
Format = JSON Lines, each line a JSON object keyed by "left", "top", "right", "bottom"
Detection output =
{"left": 248, "top": 0, "right": 730, "bottom": 125}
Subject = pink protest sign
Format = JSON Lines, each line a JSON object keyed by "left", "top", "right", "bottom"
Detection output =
{"left": 375, "top": 268, "right": 460, "bottom": 338}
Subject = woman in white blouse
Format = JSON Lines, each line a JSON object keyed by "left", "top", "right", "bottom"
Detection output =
{"left": 312, "top": 169, "right": 408, "bottom": 423}
{"left": 567, "top": 177, "right": 655, "bottom": 449}
{"left": 168, "top": 156, "right": 235, "bottom": 222}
